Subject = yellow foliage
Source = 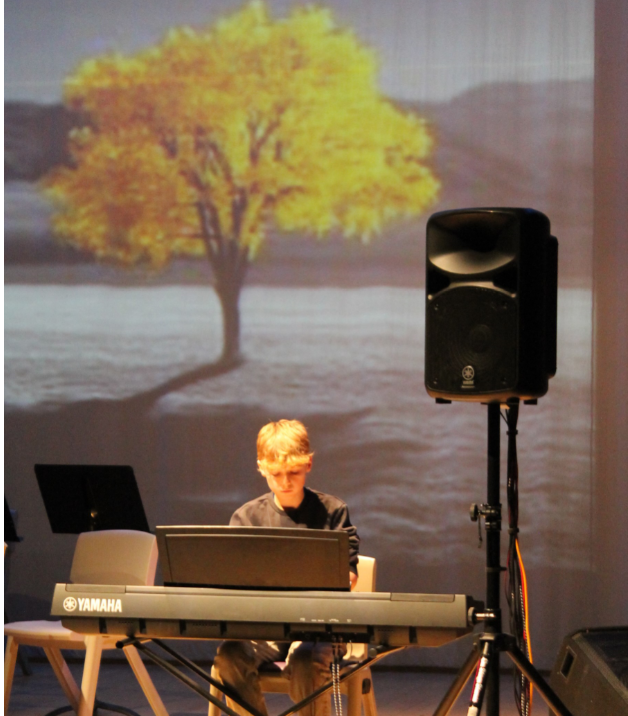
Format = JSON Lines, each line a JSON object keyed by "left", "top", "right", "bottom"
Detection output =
{"left": 44, "top": 0, "right": 439, "bottom": 268}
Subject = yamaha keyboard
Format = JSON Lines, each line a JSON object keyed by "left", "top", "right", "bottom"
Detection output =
{"left": 51, "top": 584, "right": 481, "bottom": 647}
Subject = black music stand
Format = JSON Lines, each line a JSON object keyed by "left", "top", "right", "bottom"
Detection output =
{"left": 5, "top": 497, "right": 23, "bottom": 543}
{"left": 156, "top": 525, "right": 351, "bottom": 590}
{"left": 35, "top": 464, "right": 150, "bottom": 716}
{"left": 35, "top": 464, "right": 150, "bottom": 533}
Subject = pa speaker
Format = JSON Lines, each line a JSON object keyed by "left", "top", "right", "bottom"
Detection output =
{"left": 425, "top": 207, "right": 558, "bottom": 402}
{"left": 549, "top": 627, "right": 628, "bottom": 716}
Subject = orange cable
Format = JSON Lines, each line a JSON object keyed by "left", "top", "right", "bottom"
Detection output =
{"left": 516, "top": 538, "right": 533, "bottom": 713}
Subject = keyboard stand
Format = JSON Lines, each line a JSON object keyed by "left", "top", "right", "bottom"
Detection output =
{"left": 117, "top": 636, "right": 402, "bottom": 716}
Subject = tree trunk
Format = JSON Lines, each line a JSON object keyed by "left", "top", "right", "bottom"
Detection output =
{"left": 215, "top": 278, "right": 242, "bottom": 364}
{"left": 212, "top": 245, "right": 249, "bottom": 364}
{"left": 196, "top": 196, "right": 250, "bottom": 364}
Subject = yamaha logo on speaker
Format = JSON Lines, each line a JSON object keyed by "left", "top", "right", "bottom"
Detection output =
{"left": 462, "top": 365, "right": 475, "bottom": 388}
{"left": 63, "top": 597, "right": 77, "bottom": 612}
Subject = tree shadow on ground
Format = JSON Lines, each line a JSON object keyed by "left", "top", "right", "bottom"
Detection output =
{"left": 128, "top": 354, "right": 245, "bottom": 408}
{"left": 4, "top": 361, "right": 374, "bottom": 532}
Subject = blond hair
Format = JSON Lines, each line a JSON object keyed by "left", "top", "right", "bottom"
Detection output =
{"left": 257, "top": 420, "right": 314, "bottom": 472}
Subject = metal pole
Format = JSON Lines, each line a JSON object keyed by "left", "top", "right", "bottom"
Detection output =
{"left": 485, "top": 402, "right": 502, "bottom": 716}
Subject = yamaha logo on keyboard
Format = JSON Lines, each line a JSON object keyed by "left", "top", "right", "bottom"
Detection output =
{"left": 64, "top": 597, "right": 123, "bottom": 613}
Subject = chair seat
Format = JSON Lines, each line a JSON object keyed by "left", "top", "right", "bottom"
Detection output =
{"left": 259, "top": 661, "right": 285, "bottom": 673}
{"left": 5, "top": 620, "right": 87, "bottom": 648}
{"left": 4, "top": 620, "right": 120, "bottom": 649}
{"left": 5, "top": 620, "right": 76, "bottom": 636}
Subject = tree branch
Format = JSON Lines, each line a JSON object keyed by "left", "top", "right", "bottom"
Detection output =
{"left": 260, "top": 184, "right": 305, "bottom": 211}
{"left": 247, "top": 105, "right": 286, "bottom": 164}
{"left": 193, "top": 189, "right": 224, "bottom": 267}
{"left": 231, "top": 187, "right": 248, "bottom": 242}
{"left": 159, "top": 129, "right": 178, "bottom": 159}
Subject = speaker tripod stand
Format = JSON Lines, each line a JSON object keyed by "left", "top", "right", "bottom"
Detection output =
{"left": 432, "top": 402, "right": 573, "bottom": 716}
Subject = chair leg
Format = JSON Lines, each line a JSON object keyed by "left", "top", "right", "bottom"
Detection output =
{"left": 78, "top": 636, "right": 103, "bottom": 716}
{"left": 208, "top": 665, "right": 224, "bottom": 716}
{"left": 43, "top": 646, "right": 81, "bottom": 713}
{"left": 123, "top": 644, "right": 169, "bottom": 716}
{"left": 346, "top": 673, "right": 363, "bottom": 716}
{"left": 362, "top": 678, "right": 377, "bottom": 716}
{"left": 4, "top": 636, "right": 19, "bottom": 714}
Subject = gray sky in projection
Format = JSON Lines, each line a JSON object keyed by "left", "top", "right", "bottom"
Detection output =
{"left": 5, "top": 0, "right": 593, "bottom": 104}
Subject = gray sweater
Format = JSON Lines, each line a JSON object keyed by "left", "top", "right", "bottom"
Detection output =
{"left": 230, "top": 487, "right": 360, "bottom": 574}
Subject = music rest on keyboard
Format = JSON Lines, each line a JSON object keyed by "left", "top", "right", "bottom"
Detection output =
{"left": 51, "top": 584, "right": 481, "bottom": 648}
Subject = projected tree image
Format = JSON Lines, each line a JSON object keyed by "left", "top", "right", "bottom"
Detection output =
{"left": 44, "top": 1, "right": 439, "bottom": 363}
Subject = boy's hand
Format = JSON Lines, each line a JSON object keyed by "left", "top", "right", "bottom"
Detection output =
{"left": 349, "top": 572, "right": 358, "bottom": 590}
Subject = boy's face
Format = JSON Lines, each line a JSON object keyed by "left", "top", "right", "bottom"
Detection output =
{"left": 260, "top": 458, "right": 312, "bottom": 509}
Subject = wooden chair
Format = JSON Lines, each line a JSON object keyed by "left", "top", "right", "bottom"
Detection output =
{"left": 4, "top": 530, "right": 168, "bottom": 716}
{"left": 208, "top": 555, "right": 378, "bottom": 716}
{"left": 5, "top": 541, "right": 33, "bottom": 678}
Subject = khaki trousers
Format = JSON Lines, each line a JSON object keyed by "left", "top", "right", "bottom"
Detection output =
{"left": 215, "top": 640, "right": 343, "bottom": 716}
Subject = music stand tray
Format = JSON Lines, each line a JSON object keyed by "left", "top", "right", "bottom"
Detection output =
{"left": 35, "top": 464, "right": 151, "bottom": 533}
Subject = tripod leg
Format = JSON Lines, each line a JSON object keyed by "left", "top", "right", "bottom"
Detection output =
{"left": 505, "top": 645, "right": 574, "bottom": 716}
{"left": 467, "top": 641, "right": 492, "bottom": 716}
{"left": 433, "top": 647, "right": 481, "bottom": 716}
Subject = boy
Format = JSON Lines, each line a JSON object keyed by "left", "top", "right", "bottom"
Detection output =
{"left": 214, "top": 419, "right": 360, "bottom": 716}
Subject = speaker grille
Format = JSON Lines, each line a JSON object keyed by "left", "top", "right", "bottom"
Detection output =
{"left": 550, "top": 628, "right": 628, "bottom": 716}
{"left": 425, "top": 286, "right": 518, "bottom": 396}
{"left": 582, "top": 630, "right": 628, "bottom": 689}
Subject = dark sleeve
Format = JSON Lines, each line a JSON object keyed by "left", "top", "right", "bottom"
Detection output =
{"left": 229, "top": 495, "right": 273, "bottom": 526}
{"left": 330, "top": 504, "right": 360, "bottom": 575}
{"left": 229, "top": 504, "right": 252, "bottom": 526}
